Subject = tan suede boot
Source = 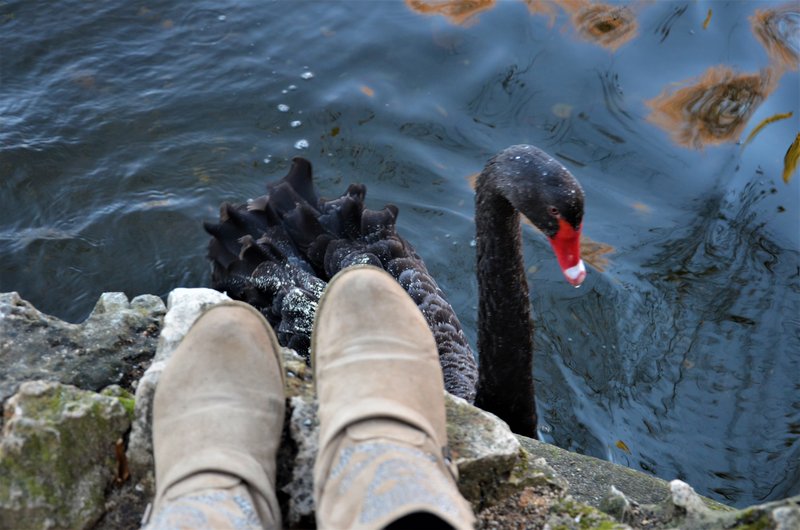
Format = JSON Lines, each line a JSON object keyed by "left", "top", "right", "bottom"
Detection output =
{"left": 147, "top": 302, "right": 285, "bottom": 529}
{"left": 312, "top": 266, "right": 476, "bottom": 530}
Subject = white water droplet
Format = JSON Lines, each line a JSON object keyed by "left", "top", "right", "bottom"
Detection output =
{"left": 287, "top": 84, "right": 297, "bottom": 91}
{"left": 294, "top": 139, "right": 309, "bottom": 150}
{"left": 300, "top": 71, "right": 314, "bottom": 80}
{"left": 277, "top": 104, "right": 290, "bottom": 112}
{"left": 217, "top": 14, "right": 226, "bottom": 21}
{"left": 290, "top": 120, "right": 302, "bottom": 128}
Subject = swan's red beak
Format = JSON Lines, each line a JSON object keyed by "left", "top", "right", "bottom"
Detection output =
{"left": 549, "top": 219, "right": 586, "bottom": 287}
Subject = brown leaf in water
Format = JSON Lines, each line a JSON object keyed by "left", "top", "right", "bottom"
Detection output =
{"left": 702, "top": 9, "right": 712, "bottom": 30}
{"left": 615, "top": 439, "right": 632, "bottom": 454}
{"left": 646, "top": 66, "right": 778, "bottom": 149}
{"left": 405, "top": 0, "right": 496, "bottom": 26}
{"left": 783, "top": 133, "right": 800, "bottom": 184}
{"left": 360, "top": 85, "right": 375, "bottom": 98}
{"left": 743, "top": 111, "right": 793, "bottom": 148}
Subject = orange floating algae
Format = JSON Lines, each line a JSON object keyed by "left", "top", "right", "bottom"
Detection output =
{"left": 522, "top": 0, "right": 559, "bottom": 25}
{"left": 408, "top": 0, "right": 638, "bottom": 50}
{"left": 562, "top": 0, "right": 639, "bottom": 51}
{"left": 525, "top": 0, "right": 638, "bottom": 51}
{"left": 578, "top": 234, "right": 614, "bottom": 272}
{"left": 405, "top": 0, "right": 496, "bottom": 26}
{"left": 646, "top": 66, "right": 778, "bottom": 149}
{"left": 751, "top": 3, "right": 800, "bottom": 74}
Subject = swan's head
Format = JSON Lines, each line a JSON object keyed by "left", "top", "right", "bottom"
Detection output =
{"left": 481, "top": 145, "right": 587, "bottom": 286}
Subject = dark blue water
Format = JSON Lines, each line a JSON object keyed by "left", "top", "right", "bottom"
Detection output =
{"left": 1, "top": 0, "right": 798, "bottom": 507}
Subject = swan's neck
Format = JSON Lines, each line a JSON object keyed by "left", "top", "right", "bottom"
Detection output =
{"left": 474, "top": 181, "right": 537, "bottom": 437}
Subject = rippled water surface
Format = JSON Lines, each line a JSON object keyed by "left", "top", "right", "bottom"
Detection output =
{"left": 1, "top": 0, "right": 798, "bottom": 507}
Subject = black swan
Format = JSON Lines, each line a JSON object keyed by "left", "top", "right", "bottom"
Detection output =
{"left": 204, "top": 144, "right": 585, "bottom": 436}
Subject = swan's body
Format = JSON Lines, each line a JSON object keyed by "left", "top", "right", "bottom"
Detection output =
{"left": 205, "top": 145, "right": 585, "bottom": 436}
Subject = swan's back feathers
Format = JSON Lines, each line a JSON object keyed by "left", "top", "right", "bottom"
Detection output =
{"left": 205, "top": 158, "right": 478, "bottom": 402}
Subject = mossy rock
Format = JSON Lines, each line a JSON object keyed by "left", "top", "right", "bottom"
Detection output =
{"left": 0, "top": 381, "right": 132, "bottom": 529}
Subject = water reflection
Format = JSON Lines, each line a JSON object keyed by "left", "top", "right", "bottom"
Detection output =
{"left": 751, "top": 4, "right": 800, "bottom": 74}
{"left": 405, "top": 0, "right": 496, "bottom": 26}
{"left": 179, "top": 9, "right": 229, "bottom": 46}
{"left": 647, "top": 2, "right": 798, "bottom": 150}
{"left": 554, "top": 0, "right": 638, "bottom": 51}
{"left": 410, "top": 0, "right": 638, "bottom": 51}
{"left": 646, "top": 66, "right": 778, "bottom": 149}
{"left": 632, "top": 179, "right": 800, "bottom": 503}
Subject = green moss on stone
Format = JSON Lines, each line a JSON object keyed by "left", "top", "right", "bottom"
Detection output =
{"left": 117, "top": 396, "right": 135, "bottom": 420}
{"left": 101, "top": 385, "right": 136, "bottom": 421}
{"left": 0, "top": 382, "right": 133, "bottom": 529}
{"left": 732, "top": 509, "right": 773, "bottom": 530}
{"left": 552, "top": 498, "right": 628, "bottom": 530}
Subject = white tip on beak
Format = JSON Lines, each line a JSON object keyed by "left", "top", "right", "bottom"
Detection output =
{"left": 564, "top": 260, "right": 586, "bottom": 286}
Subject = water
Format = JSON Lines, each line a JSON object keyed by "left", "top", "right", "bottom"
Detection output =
{"left": 1, "top": 0, "right": 798, "bottom": 507}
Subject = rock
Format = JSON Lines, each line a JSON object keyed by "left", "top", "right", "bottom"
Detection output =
{"left": 0, "top": 381, "right": 132, "bottom": 530}
{"left": 517, "top": 435, "right": 681, "bottom": 508}
{"left": 595, "top": 479, "right": 800, "bottom": 530}
{"left": 600, "top": 485, "right": 632, "bottom": 521}
{"left": 445, "top": 394, "right": 523, "bottom": 505}
{"left": 773, "top": 504, "right": 800, "bottom": 530}
{"left": 658, "top": 480, "right": 800, "bottom": 530}
{"left": 0, "top": 291, "right": 165, "bottom": 406}
{"left": 548, "top": 496, "right": 632, "bottom": 529}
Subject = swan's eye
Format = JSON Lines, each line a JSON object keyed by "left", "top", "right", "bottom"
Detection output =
{"left": 548, "top": 206, "right": 560, "bottom": 218}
